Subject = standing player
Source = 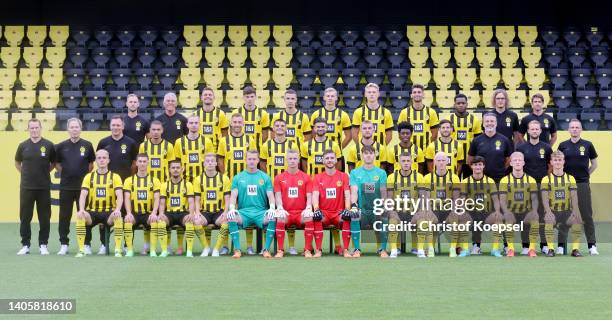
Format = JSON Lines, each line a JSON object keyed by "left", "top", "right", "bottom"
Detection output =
{"left": 139, "top": 120, "right": 176, "bottom": 183}
{"left": 425, "top": 119, "right": 464, "bottom": 175}
{"left": 310, "top": 87, "right": 352, "bottom": 149}
{"left": 468, "top": 113, "right": 513, "bottom": 182}
{"left": 155, "top": 92, "right": 188, "bottom": 143}
{"left": 271, "top": 89, "right": 311, "bottom": 145}
{"left": 301, "top": 118, "right": 342, "bottom": 176}
{"left": 398, "top": 84, "right": 440, "bottom": 151}
{"left": 196, "top": 87, "right": 229, "bottom": 150}
{"left": 350, "top": 146, "right": 388, "bottom": 257}
{"left": 346, "top": 120, "right": 387, "bottom": 171}
{"left": 518, "top": 93, "right": 556, "bottom": 144}
{"left": 75, "top": 150, "right": 124, "bottom": 257}
{"left": 174, "top": 114, "right": 214, "bottom": 183}
{"left": 238, "top": 86, "right": 270, "bottom": 147}
{"left": 217, "top": 113, "right": 257, "bottom": 179}
{"left": 351, "top": 83, "right": 394, "bottom": 145}
{"left": 260, "top": 118, "right": 299, "bottom": 180}
{"left": 273, "top": 149, "right": 312, "bottom": 258}
{"left": 447, "top": 94, "right": 481, "bottom": 177}
{"left": 387, "top": 122, "right": 426, "bottom": 175}
{"left": 123, "top": 94, "right": 150, "bottom": 145}
{"left": 489, "top": 89, "right": 520, "bottom": 144}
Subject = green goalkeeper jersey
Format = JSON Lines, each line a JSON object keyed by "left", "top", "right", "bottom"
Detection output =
{"left": 349, "top": 166, "right": 387, "bottom": 213}
{"left": 231, "top": 169, "right": 273, "bottom": 217}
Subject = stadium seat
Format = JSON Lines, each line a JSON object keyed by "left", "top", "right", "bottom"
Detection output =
{"left": 548, "top": 67, "right": 569, "bottom": 89}
{"left": 0, "top": 90, "right": 14, "bottom": 108}
{"left": 26, "top": 25, "right": 47, "bottom": 47}
{"left": 408, "top": 46, "right": 428, "bottom": 68}
{"left": 205, "top": 25, "right": 225, "bottom": 47}
{"left": 86, "top": 90, "right": 106, "bottom": 109}
{"left": 184, "top": 25, "right": 204, "bottom": 46}
{"left": 495, "top": 26, "right": 516, "bottom": 46}
{"left": 571, "top": 68, "right": 592, "bottom": 90}
{"left": 363, "top": 47, "right": 383, "bottom": 67}
{"left": 552, "top": 90, "right": 573, "bottom": 108}
{"left": 568, "top": 47, "right": 588, "bottom": 68}
{"left": 272, "top": 68, "right": 293, "bottom": 90}
{"left": 422, "top": 90, "right": 434, "bottom": 107}
{"left": 205, "top": 46, "right": 225, "bottom": 68}
{"left": 595, "top": 68, "right": 611, "bottom": 90}
{"left": 160, "top": 47, "right": 180, "bottom": 67}
{"left": 340, "top": 29, "right": 359, "bottom": 47}
{"left": 202, "top": 68, "right": 224, "bottom": 89}
{"left": 340, "top": 47, "right": 360, "bottom": 68}
{"left": 135, "top": 68, "right": 154, "bottom": 89}
{"left": 384, "top": 29, "right": 404, "bottom": 47}
{"left": 45, "top": 47, "right": 66, "bottom": 68}
{"left": 62, "top": 90, "right": 83, "bottom": 109}
{"left": 182, "top": 46, "right": 202, "bottom": 68}
{"left": 364, "top": 68, "right": 384, "bottom": 86}
{"left": 410, "top": 68, "right": 431, "bottom": 87}
{"left": 388, "top": 68, "right": 408, "bottom": 90}
{"left": 518, "top": 26, "right": 538, "bottom": 46}
{"left": 91, "top": 47, "right": 111, "bottom": 67}
{"left": 342, "top": 90, "right": 363, "bottom": 109}
{"left": 459, "top": 90, "right": 481, "bottom": 108}
{"left": 525, "top": 68, "right": 546, "bottom": 89}
{"left": 480, "top": 68, "right": 500, "bottom": 90}
{"left": 38, "top": 90, "right": 59, "bottom": 109}
{"left": 138, "top": 27, "right": 157, "bottom": 47}
{"left": 556, "top": 111, "right": 576, "bottom": 130}
{"left": 455, "top": 68, "right": 477, "bottom": 90}
{"left": 160, "top": 27, "right": 180, "bottom": 46}
{"left": 137, "top": 47, "right": 157, "bottom": 68}
{"left": 540, "top": 27, "right": 559, "bottom": 47}
{"left": 42, "top": 68, "right": 63, "bottom": 90}
{"left": 295, "top": 47, "right": 315, "bottom": 67}
{"left": 319, "top": 68, "right": 340, "bottom": 88}
{"left": 317, "top": 46, "right": 337, "bottom": 68}
{"left": 429, "top": 26, "right": 449, "bottom": 46}
{"left": 67, "top": 47, "right": 88, "bottom": 68}
{"left": 296, "top": 68, "right": 316, "bottom": 89}
{"left": 0, "top": 68, "right": 17, "bottom": 90}
{"left": 249, "top": 68, "right": 270, "bottom": 90}
{"left": 342, "top": 68, "right": 361, "bottom": 90}
{"left": 563, "top": 28, "right": 581, "bottom": 47}
{"left": 273, "top": 90, "right": 286, "bottom": 108}
{"left": 83, "top": 112, "right": 104, "bottom": 130}
{"left": 473, "top": 26, "right": 493, "bottom": 46}
{"left": 454, "top": 46, "right": 474, "bottom": 68}
{"left": 389, "top": 90, "right": 410, "bottom": 109}
{"left": 116, "top": 27, "right": 136, "bottom": 47}
{"left": 543, "top": 48, "right": 564, "bottom": 69}
{"left": 109, "top": 90, "right": 129, "bottom": 108}
{"left": 450, "top": 26, "right": 471, "bottom": 46}
{"left": 22, "top": 47, "right": 43, "bottom": 68}
{"left": 318, "top": 28, "right": 337, "bottom": 47}
{"left": 386, "top": 46, "right": 406, "bottom": 68}
{"left": 576, "top": 90, "right": 596, "bottom": 108}
{"left": 431, "top": 46, "right": 451, "bottom": 67}
{"left": 250, "top": 25, "right": 270, "bottom": 46}
{"left": 482, "top": 90, "right": 495, "bottom": 107}
{"left": 528, "top": 89, "right": 551, "bottom": 107}
{"left": 435, "top": 90, "right": 456, "bottom": 108}
{"left": 272, "top": 47, "right": 292, "bottom": 68}
{"left": 65, "top": 68, "right": 85, "bottom": 89}
{"left": 93, "top": 27, "right": 113, "bottom": 47}
{"left": 0, "top": 112, "right": 7, "bottom": 130}
{"left": 581, "top": 110, "right": 601, "bottom": 130}
{"left": 590, "top": 46, "right": 608, "bottom": 68}
{"left": 507, "top": 90, "right": 527, "bottom": 109}
{"left": 225, "top": 89, "right": 243, "bottom": 108}
{"left": 1, "top": 47, "right": 21, "bottom": 68}
{"left": 586, "top": 28, "right": 604, "bottom": 47}
{"left": 35, "top": 112, "right": 56, "bottom": 129}
{"left": 158, "top": 68, "right": 179, "bottom": 90}
{"left": 49, "top": 26, "right": 69, "bottom": 46}
{"left": 433, "top": 68, "right": 454, "bottom": 89}
{"left": 502, "top": 68, "right": 523, "bottom": 90}
{"left": 178, "top": 89, "right": 200, "bottom": 109}
{"left": 110, "top": 68, "right": 131, "bottom": 89}
{"left": 521, "top": 47, "right": 542, "bottom": 68}
{"left": 19, "top": 68, "right": 40, "bottom": 90}
{"left": 605, "top": 112, "right": 612, "bottom": 129}
{"left": 256, "top": 90, "right": 271, "bottom": 108}
{"left": 227, "top": 46, "right": 247, "bottom": 67}
{"left": 295, "top": 27, "right": 315, "bottom": 47}
{"left": 15, "top": 90, "right": 37, "bottom": 109}
{"left": 70, "top": 27, "right": 90, "bottom": 47}
{"left": 499, "top": 47, "right": 519, "bottom": 67}
{"left": 296, "top": 90, "right": 316, "bottom": 109}
{"left": 114, "top": 47, "right": 134, "bottom": 68}
{"left": 179, "top": 67, "right": 201, "bottom": 90}
{"left": 133, "top": 90, "right": 153, "bottom": 108}
{"left": 476, "top": 47, "right": 496, "bottom": 67}
{"left": 5, "top": 26, "right": 25, "bottom": 46}
{"left": 12, "top": 112, "right": 32, "bottom": 131}
{"left": 272, "top": 25, "right": 292, "bottom": 47}
{"left": 406, "top": 26, "right": 426, "bottom": 46}
{"left": 249, "top": 47, "right": 270, "bottom": 68}
{"left": 226, "top": 67, "right": 247, "bottom": 89}
{"left": 88, "top": 68, "right": 109, "bottom": 89}
{"left": 228, "top": 26, "right": 248, "bottom": 46}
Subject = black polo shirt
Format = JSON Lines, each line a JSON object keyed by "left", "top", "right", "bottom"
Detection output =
{"left": 123, "top": 114, "right": 150, "bottom": 145}
{"left": 518, "top": 112, "right": 557, "bottom": 143}
{"left": 55, "top": 138, "right": 95, "bottom": 190}
{"left": 155, "top": 112, "right": 188, "bottom": 143}
{"left": 15, "top": 138, "right": 56, "bottom": 190}
{"left": 558, "top": 138, "right": 598, "bottom": 183}
{"left": 96, "top": 135, "right": 138, "bottom": 180}
{"left": 489, "top": 109, "right": 519, "bottom": 143}
{"left": 468, "top": 132, "right": 513, "bottom": 181}
{"left": 516, "top": 140, "right": 552, "bottom": 182}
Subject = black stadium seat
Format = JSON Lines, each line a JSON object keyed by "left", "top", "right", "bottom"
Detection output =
{"left": 114, "top": 47, "right": 134, "bottom": 68}
{"left": 91, "top": 47, "right": 111, "bottom": 67}
{"left": 342, "top": 68, "right": 361, "bottom": 90}
{"left": 605, "top": 111, "right": 612, "bottom": 129}
{"left": 317, "top": 28, "right": 337, "bottom": 47}
{"left": 600, "top": 89, "right": 612, "bottom": 109}
{"left": 297, "top": 90, "right": 316, "bottom": 109}
{"left": 56, "top": 109, "right": 79, "bottom": 130}
{"left": 109, "top": 90, "right": 129, "bottom": 108}
{"left": 342, "top": 90, "right": 363, "bottom": 109}
{"left": 86, "top": 90, "right": 106, "bottom": 109}
{"left": 93, "top": 27, "right": 114, "bottom": 47}
{"left": 571, "top": 68, "right": 592, "bottom": 90}
{"left": 389, "top": 90, "right": 410, "bottom": 109}
{"left": 386, "top": 46, "right": 406, "bottom": 68}
{"left": 111, "top": 68, "right": 132, "bottom": 90}
{"left": 139, "top": 27, "right": 159, "bottom": 47}
{"left": 340, "top": 47, "right": 360, "bottom": 68}
{"left": 384, "top": 29, "right": 404, "bottom": 47}
{"left": 388, "top": 68, "right": 408, "bottom": 90}
{"left": 135, "top": 68, "right": 154, "bottom": 89}
{"left": 317, "top": 46, "right": 337, "bottom": 68}
{"left": 117, "top": 27, "right": 136, "bottom": 47}
{"left": 568, "top": 47, "right": 588, "bottom": 68}
{"left": 365, "top": 68, "right": 384, "bottom": 86}
{"left": 339, "top": 29, "right": 360, "bottom": 47}
{"left": 548, "top": 67, "right": 569, "bottom": 89}
{"left": 562, "top": 27, "right": 582, "bottom": 47}
{"left": 68, "top": 47, "right": 89, "bottom": 68}
{"left": 541, "top": 27, "right": 560, "bottom": 47}
{"left": 552, "top": 89, "right": 573, "bottom": 108}
{"left": 158, "top": 68, "right": 179, "bottom": 90}
{"left": 363, "top": 47, "right": 384, "bottom": 68}
{"left": 586, "top": 29, "right": 604, "bottom": 47}
{"left": 160, "top": 27, "right": 180, "bottom": 46}
{"left": 83, "top": 112, "right": 104, "bottom": 130}
{"left": 88, "top": 68, "right": 109, "bottom": 89}
{"left": 295, "top": 47, "right": 315, "bottom": 67}
{"left": 296, "top": 68, "right": 316, "bottom": 90}
{"left": 363, "top": 27, "right": 382, "bottom": 47}
{"left": 65, "top": 68, "right": 86, "bottom": 89}
{"left": 62, "top": 90, "right": 83, "bottom": 109}
{"left": 295, "top": 27, "right": 315, "bottom": 47}
{"left": 581, "top": 110, "right": 601, "bottom": 130}
{"left": 160, "top": 47, "right": 180, "bottom": 67}
{"left": 576, "top": 90, "right": 597, "bottom": 108}
{"left": 590, "top": 46, "right": 609, "bottom": 67}
{"left": 319, "top": 68, "right": 339, "bottom": 88}
{"left": 134, "top": 90, "right": 153, "bottom": 109}
{"left": 137, "top": 47, "right": 157, "bottom": 68}
{"left": 556, "top": 111, "right": 577, "bottom": 130}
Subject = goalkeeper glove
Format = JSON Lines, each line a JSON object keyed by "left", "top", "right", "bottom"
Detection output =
{"left": 340, "top": 209, "right": 352, "bottom": 221}
{"left": 350, "top": 204, "right": 361, "bottom": 220}
{"left": 227, "top": 205, "right": 239, "bottom": 221}
{"left": 301, "top": 207, "right": 313, "bottom": 218}
{"left": 312, "top": 209, "right": 323, "bottom": 222}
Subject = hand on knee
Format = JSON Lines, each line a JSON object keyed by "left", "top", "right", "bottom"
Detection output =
{"left": 124, "top": 214, "right": 135, "bottom": 224}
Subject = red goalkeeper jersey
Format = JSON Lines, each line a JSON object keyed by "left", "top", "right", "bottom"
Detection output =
{"left": 312, "top": 170, "right": 350, "bottom": 218}
{"left": 274, "top": 170, "right": 312, "bottom": 215}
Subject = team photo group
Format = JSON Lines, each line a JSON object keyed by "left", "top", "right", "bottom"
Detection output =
{"left": 14, "top": 83, "right": 600, "bottom": 259}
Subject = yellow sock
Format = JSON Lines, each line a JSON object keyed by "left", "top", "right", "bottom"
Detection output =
{"left": 426, "top": 231, "right": 434, "bottom": 249}
{"left": 149, "top": 222, "right": 158, "bottom": 253}
{"left": 505, "top": 231, "right": 515, "bottom": 251}
{"left": 411, "top": 231, "right": 417, "bottom": 250}
{"left": 144, "top": 229, "right": 150, "bottom": 247}
{"left": 76, "top": 218, "right": 86, "bottom": 252}
{"left": 460, "top": 230, "right": 470, "bottom": 251}
{"left": 492, "top": 230, "right": 501, "bottom": 250}
{"left": 529, "top": 222, "right": 539, "bottom": 250}
{"left": 185, "top": 223, "right": 195, "bottom": 253}
{"left": 246, "top": 228, "right": 254, "bottom": 248}
{"left": 416, "top": 222, "right": 427, "bottom": 250}
{"left": 205, "top": 227, "right": 212, "bottom": 246}
{"left": 124, "top": 222, "right": 134, "bottom": 252}
{"left": 215, "top": 224, "right": 229, "bottom": 251}
{"left": 570, "top": 224, "right": 582, "bottom": 251}
{"left": 545, "top": 223, "right": 555, "bottom": 250}
{"left": 195, "top": 225, "right": 209, "bottom": 248}
{"left": 389, "top": 219, "right": 399, "bottom": 251}
{"left": 158, "top": 221, "right": 168, "bottom": 252}
{"left": 450, "top": 231, "right": 458, "bottom": 252}
{"left": 332, "top": 229, "right": 341, "bottom": 249}
{"left": 177, "top": 228, "right": 185, "bottom": 250}
{"left": 113, "top": 219, "right": 123, "bottom": 253}
{"left": 288, "top": 229, "right": 296, "bottom": 248}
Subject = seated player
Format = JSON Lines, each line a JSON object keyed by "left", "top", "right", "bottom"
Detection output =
{"left": 226, "top": 150, "right": 277, "bottom": 259}
{"left": 540, "top": 151, "right": 584, "bottom": 257}
{"left": 273, "top": 149, "right": 312, "bottom": 258}
{"left": 75, "top": 149, "right": 124, "bottom": 257}
{"left": 123, "top": 153, "right": 162, "bottom": 257}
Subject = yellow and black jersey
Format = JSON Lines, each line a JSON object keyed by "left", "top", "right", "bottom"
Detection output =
{"left": 238, "top": 106, "right": 270, "bottom": 147}
{"left": 138, "top": 139, "right": 175, "bottom": 183}
{"left": 387, "top": 143, "right": 425, "bottom": 172}
{"left": 387, "top": 170, "right": 425, "bottom": 204}
{"left": 193, "top": 172, "right": 230, "bottom": 213}
{"left": 260, "top": 138, "right": 299, "bottom": 181}
{"left": 398, "top": 106, "right": 440, "bottom": 150}
{"left": 196, "top": 107, "right": 228, "bottom": 148}
{"left": 216, "top": 133, "right": 257, "bottom": 179}
{"left": 271, "top": 109, "right": 311, "bottom": 145}
{"left": 310, "top": 107, "right": 352, "bottom": 144}
{"left": 123, "top": 174, "right": 161, "bottom": 214}
{"left": 447, "top": 112, "right": 482, "bottom": 158}
{"left": 346, "top": 140, "right": 387, "bottom": 168}
{"left": 160, "top": 179, "right": 194, "bottom": 213}
{"left": 541, "top": 173, "right": 577, "bottom": 212}
{"left": 424, "top": 138, "right": 465, "bottom": 174}
{"left": 460, "top": 175, "right": 498, "bottom": 213}
{"left": 300, "top": 137, "right": 342, "bottom": 176}
{"left": 351, "top": 105, "right": 394, "bottom": 145}
{"left": 81, "top": 170, "right": 123, "bottom": 212}
{"left": 423, "top": 170, "right": 461, "bottom": 211}
{"left": 499, "top": 173, "right": 538, "bottom": 214}
{"left": 173, "top": 134, "right": 214, "bottom": 182}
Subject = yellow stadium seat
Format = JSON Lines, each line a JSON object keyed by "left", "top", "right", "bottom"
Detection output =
{"left": 45, "top": 47, "right": 66, "bottom": 68}
{"left": 178, "top": 89, "right": 200, "bottom": 109}
{"left": 272, "top": 90, "right": 286, "bottom": 108}
{"left": 42, "top": 68, "right": 63, "bottom": 89}
{"left": 406, "top": 26, "right": 426, "bottom": 46}
{"left": 518, "top": 26, "right": 538, "bottom": 46}
{"left": 12, "top": 112, "right": 32, "bottom": 131}
{"left": 179, "top": 67, "right": 201, "bottom": 90}
{"left": 495, "top": 26, "right": 516, "bottom": 46}
{"left": 456, "top": 68, "right": 477, "bottom": 90}
{"left": 4, "top": 26, "right": 25, "bottom": 46}
{"left": 228, "top": 26, "right": 248, "bottom": 46}
{"left": 49, "top": 26, "right": 69, "bottom": 46}
{"left": 182, "top": 46, "right": 202, "bottom": 68}
{"left": 272, "top": 47, "right": 292, "bottom": 68}
{"left": 502, "top": 68, "right": 523, "bottom": 90}
{"left": 453, "top": 46, "right": 474, "bottom": 68}
{"left": 435, "top": 90, "right": 456, "bottom": 108}
{"left": 450, "top": 26, "right": 471, "bottom": 46}
{"left": 250, "top": 25, "right": 270, "bottom": 46}
{"left": 227, "top": 46, "right": 248, "bottom": 67}
{"left": 184, "top": 25, "right": 204, "bottom": 46}
{"left": 38, "top": 90, "right": 60, "bottom": 109}
{"left": 459, "top": 90, "right": 481, "bottom": 108}
{"left": 431, "top": 46, "right": 451, "bottom": 67}
{"left": 0, "top": 90, "right": 13, "bottom": 108}
{"left": 249, "top": 68, "right": 270, "bottom": 90}
{"left": 422, "top": 90, "right": 434, "bottom": 107}
{"left": 0, "top": 112, "right": 8, "bottom": 130}
{"left": 429, "top": 26, "right": 449, "bottom": 46}
{"left": 482, "top": 90, "right": 495, "bottom": 107}
{"left": 205, "top": 25, "right": 226, "bottom": 47}
{"left": 480, "top": 68, "right": 500, "bottom": 90}
{"left": 521, "top": 47, "right": 542, "bottom": 68}
{"left": 26, "top": 26, "right": 47, "bottom": 46}
{"left": 205, "top": 46, "right": 225, "bottom": 68}
{"left": 473, "top": 26, "right": 493, "bottom": 46}
{"left": 250, "top": 46, "right": 270, "bottom": 68}
{"left": 408, "top": 46, "right": 428, "bottom": 67}
{"left": 202, "top": 68, "right": 225, "bottom": 89}
{"left": 410, "top": 68, "right": 431, "bottom": 87}
{"left": 507, "top": 90, "right": 527, "bottom": 109}
{"left": 226, "top": 67, "right": 247, "bottom": 89}
{"left": 225, "top": 89, "right": 243, "bottom": 108}
{"left": 15, "top": 90, "right": 37, "bottom": 109}
{"left": 272, "top": 68, "right": 293, "bottom": 90}
{"left": 209, "top": 89, "right": 224, "bottom": 107}
{"left": 433, "top": 68, "right": 454, "bottom": 89}
{"left": 476, "top": 47, "right": 496, "bottom": 67}
{"left": 528, "top": 89, "right": 551, "bottom": 107}
{"left": 19, "top": 68, "right": 40, "bottom": 90}
{"left": 0, "top": 68, "right": 17, "bottom": 90}
{"left": 256, "top": 90, "right": 270, "bottom": 108}
{"left": 525, "top": 68, "right": 546, "bottom": 90}
{"left": 23, "top": 47, "right": 44, "bottom": 68}
{"left": 36, "top": 112, "right": 56, "bottom": 128}
{"left": 1, "top": 47, "right": 21, "bottom": 68}
{"left": 273, "top": 25, "right": 292, "bottom": 46}
{"left": 499, "top": 46, "right": 519, "bottom": 67}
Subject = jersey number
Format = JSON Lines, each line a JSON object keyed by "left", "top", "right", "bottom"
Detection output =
{"left": 413, "top": 123, "right": 424, "bottom": 133}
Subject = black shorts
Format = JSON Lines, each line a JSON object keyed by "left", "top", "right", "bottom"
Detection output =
{"left": 166, "top": 212, "right": 188, "bottom": 227}
{"left": 434, "top": 211, "right": 450, "bottom": 223}
{"left": 203, "top": 211, "right": 222, "bottom": 225}
{"left": 132, "top": 213, "right": 151, "bottom": 229}
{"left": 89, "top": 211, "right": 111, "bottom": 226}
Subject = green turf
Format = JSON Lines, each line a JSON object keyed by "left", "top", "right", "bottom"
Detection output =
{"left": 1, "top": 223, "right": 611, "bottom": 319}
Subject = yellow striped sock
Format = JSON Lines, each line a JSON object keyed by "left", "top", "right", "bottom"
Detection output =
{"left": 205, "top": 227, "right": 212, "bottom": 246}
{"left": 76, "top": 218, "right": 86, "bottom": 252}
{"left": 570, "top": 224, "right": 582, "bottom": 251}
{"left": 545, "top": 224, "right": 555, "bottom": 250}
{"left": 144, "top": 229, "right": 150, "bottom": 247}
{"left": 177, "top": 227, "right": 185, "bottom": 250}
{"left": 185, "top": 223, "right": 195, "bottom": 253}
{"left": 124, "top": 222, "right": 134, "bottom": 252}
{"left": 215, "top": 224, "right": 229, "bottom": 251}
{"left": 492, "top": 230, "right": 501, "bottom": 250}
{"left": 113, "top": 219, "right": 123, "bottom": 253}
{"left": 149, "top": 222, "right": 158, "bottom": 253}
{"left": 195, "top": 225, "right": 209, "bottom": 248}
{"left": 505, "top": 231, "right": 515, "bottom": 251}
{"left": 158, "top": 221, "right": 168, "bottom": 252}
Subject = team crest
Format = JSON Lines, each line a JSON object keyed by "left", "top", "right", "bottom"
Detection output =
{"left": 543, "top": 118, "right": 549, "bottom": 128}
{"left": 259, "top": 179, "right": 264, "bottom": 186}
{"left": 40, "top": 146, "right": 46, "bottom": 156}
{"left": 336, "top": 180, "right": 342, "bottom": 187}
{"left": 121, "top": 144, "right": 127, "bottom": 154}
{"left": 80, "top": 146, "right": 86, "bottom": 156}
{"left": 373, "top": 175, "right": 379, "bottom": 181}
{"left": 505, "top": 117, "right": 511, "bottom": 127}
{"left": 297, "top": 180, "right": 303, "bottom": 186}
{"left": 175, "top": 120, "right": 181, "bottom": 129}
{"left": 579, "top": 145, "right": 586, "bottom": 156}
{"left": 539, "top": 148, "right": 545, "bottom": 159}
{"left": 495, "top": 140, "right": 501, "bottom": 150}
{"left": 135, "top": 121, "right": 142, "bottom": 131}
